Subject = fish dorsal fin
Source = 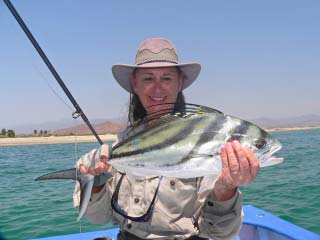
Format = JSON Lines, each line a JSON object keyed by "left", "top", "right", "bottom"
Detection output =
{"left": 111, "top": 103, "right": 223, "bottom": 152}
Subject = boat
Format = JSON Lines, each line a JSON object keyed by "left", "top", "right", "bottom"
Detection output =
{"left": 29, "top": 205, "right": 319, "bottom": 240}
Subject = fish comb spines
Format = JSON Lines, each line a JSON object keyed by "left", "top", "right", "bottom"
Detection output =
{"left": 112, "top": 103, "right": 225, "bottom": 154}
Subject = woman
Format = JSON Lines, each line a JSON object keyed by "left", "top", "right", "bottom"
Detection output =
{"left": 75, "top": 38, "right": 260, "bottom": 239}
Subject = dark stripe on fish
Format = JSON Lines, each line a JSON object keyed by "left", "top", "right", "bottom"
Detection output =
{"left": 259, "top": 126, "right": 269, "bottom": 140}
{"left": 112, "top": 115, "right": 183, "bottom": 152}
{"left": 240, "top": 120, "right": 269, "bottom": 141}
{"left": 111, "top": 117, "right": 204, "bottom": 159}
{"left": 160, "top": 115, "right": 224, "bottom": 167}
{"left": 112, "top": 118, "right": 180, "bottom": 153}
{"left": 227, "top": 121, "right": 249, "bottom": 142}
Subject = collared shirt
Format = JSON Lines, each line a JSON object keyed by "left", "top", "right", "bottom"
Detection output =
{"left": 73, "top": 171, "right": 242, "bottom": 239}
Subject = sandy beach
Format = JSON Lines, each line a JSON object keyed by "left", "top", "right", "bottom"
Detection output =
{"left": 265, "top": 126, "right": 320, "bottom": 132}
{"left": 0, "top": 134, "right": 117, "bottom": 147}
{"left": 0, "top": 126, "right": 319, "bottom": 147}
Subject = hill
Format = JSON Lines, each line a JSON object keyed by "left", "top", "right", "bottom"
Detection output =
{"left": 51, "top": 114, "right": 320, "bottom": 136}
{"left": 249, "top": 114, "right": 320, "bottom": 129}
{"left": 52, "top": 121, "right": 126, "bottom": 135}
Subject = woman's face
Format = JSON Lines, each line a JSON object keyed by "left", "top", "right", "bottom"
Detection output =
{"left": 130, "top": 67, "right": 184, "bottom": 115}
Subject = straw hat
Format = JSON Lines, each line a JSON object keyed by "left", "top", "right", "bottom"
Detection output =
{"left": 112, "top": 38, "right": 201, "bottom": 93}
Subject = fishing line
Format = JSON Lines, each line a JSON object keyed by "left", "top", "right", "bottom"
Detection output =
{"left": 31, "top": 62, "right": 75, "bottom": 112}
{"left": 75, "top": 160, "right": 83, "bottom": 234}
{"left": 72, "top": 125, "right": 85, "bottom": 233}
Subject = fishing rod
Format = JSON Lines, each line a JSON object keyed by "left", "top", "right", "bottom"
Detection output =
{"left": 3, "top": 0, "right": 103, "bottom": 145}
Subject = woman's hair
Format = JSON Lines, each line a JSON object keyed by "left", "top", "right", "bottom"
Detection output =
{"left": 128, "top": 92, "right": 186, "bottom": 126}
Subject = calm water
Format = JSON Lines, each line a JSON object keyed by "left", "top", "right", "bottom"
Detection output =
{"left": 0, "top": 129, "right": 319, "bottom": 239}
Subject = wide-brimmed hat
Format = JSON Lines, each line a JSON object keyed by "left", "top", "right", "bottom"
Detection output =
{"left": 112, "top": 38, "right": 201, "bottom": 93}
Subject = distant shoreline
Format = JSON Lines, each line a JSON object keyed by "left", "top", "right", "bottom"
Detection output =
{"left": 0, "top": 126, "right": 319, "bottom": 147}
{"left": 265, "top": 126, "right": 320, "bottom": 132}
{"left": 0, "top": 134, "right": 117, "bottom": 147}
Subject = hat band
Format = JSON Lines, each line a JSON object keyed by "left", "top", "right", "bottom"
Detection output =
{"left": 135, "top": 48, "right": 178, "bottom": 65}
{"left": 136, "top": 58, "right": 178, "bottom": 65}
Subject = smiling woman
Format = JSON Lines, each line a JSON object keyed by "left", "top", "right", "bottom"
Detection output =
{"left": 69, "top": 37, "right": 263, "bottom": 240}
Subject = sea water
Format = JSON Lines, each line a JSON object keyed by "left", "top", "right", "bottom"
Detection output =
{"left": 0, "top": 129, "right": 319, "bottom": 239}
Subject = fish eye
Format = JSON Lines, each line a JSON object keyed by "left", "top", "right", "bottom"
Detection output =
{"left": 255, "top": 138, "right": 266, "bottom": 149}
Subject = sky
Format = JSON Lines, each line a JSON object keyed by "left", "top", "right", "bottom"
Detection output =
{"left": 1, "top": 0, "right": 319, "bottom": 128}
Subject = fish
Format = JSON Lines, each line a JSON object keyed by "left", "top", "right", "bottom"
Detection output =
{"left": 109, "top": 103, "right": 283, "bottom": 178}
{"left": 35, "top": 103, "right": 284, "bottom": 220}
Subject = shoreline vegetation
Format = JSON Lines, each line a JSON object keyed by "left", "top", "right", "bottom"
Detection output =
{"left": 0, "top": 126, "right": 319, "bottom": 147}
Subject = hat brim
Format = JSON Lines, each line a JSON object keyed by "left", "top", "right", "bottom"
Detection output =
{"left": 112, "top": 62, "right": 201, "bottom": 93}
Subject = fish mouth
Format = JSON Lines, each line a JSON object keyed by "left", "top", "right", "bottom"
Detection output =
{"left": 260, "top": 143, "right": 284, "bottom": 167}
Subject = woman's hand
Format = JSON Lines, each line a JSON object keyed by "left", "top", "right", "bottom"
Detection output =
{"left": 214, "top": 140, "right": 260, "bottom": 201}
{"left": 76, "top": 144, "right": 111, "bottom": 175}
{"left": 76, "top": 144, "right": 112, "bottom": 193}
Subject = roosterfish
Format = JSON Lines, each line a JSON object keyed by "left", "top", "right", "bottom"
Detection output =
{"left": 36, "top": 103, "right": 283, "bottom": 220}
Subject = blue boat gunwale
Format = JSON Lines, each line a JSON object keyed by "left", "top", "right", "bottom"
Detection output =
{"left": 242, "top": 205, "right": 320, "bottom": 239}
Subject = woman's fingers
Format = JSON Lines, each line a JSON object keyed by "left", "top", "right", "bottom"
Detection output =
{"left": 79, "top": 164, "right": 98, "bottom": 175}
{"left": 79, "top": 164, "right": 89, "bottom": 174}
{"left": 246, "top": 148, "right": 260, "bottom": 180}
{"left": 232, "top": 141, "right": 251, "bottom": 184}
{"left": 79, "top": 165, "right": 108, "bottom": 175}
{"left": 220, "top": 146, "right": 233, "bottom": 185}
{"left": 232, "top": 141, "right": 249, "bottom": 174}
{"left": 226, "top": 142, "right": 240, "bottom": 175}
